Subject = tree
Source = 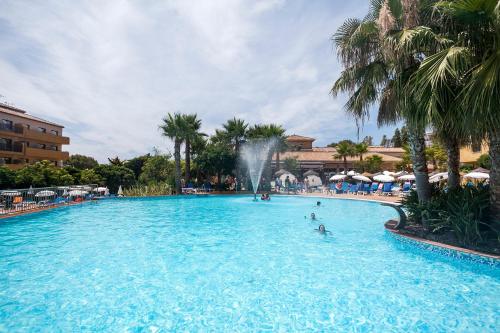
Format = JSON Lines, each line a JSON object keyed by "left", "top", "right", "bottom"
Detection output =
{"left": 283, "top": 157, "right": 299, "bottom": 175}
{"left": 354, "top": 142, "right": 369, "bottom": 161}
{"left": 65, "top": 154, "right": 98, "bottom": 170}
{"left": 182, "top": 114, "right": 205, "bottom": 184}
{"left": 15, "top": 160, "right": 74, "bottom": 188}
{"left": 139, "top": 154, "right": 175, "bottom": 185}
{"left": 221, "top": 117, "right": 248, "bottom": 153}
{"left": 363, "top": 155, "right": 383, "bottom": 173}
{"left": 331, "top": 0, "right": 432, "bottom": 210}
{"left": 196, "top": 142, "right": 236, "bottom": 189}
{"left": 392, "top": 128, "right": 402, "bottom": 147}
{"left": 425, "top": 144, "right": 448, "bottom": 171}
{"left": 93, "top": 165, "right": 135, "bottom": 194}
{"left": 108, "top": 156, "right": 123, "bottom": 166}
{"left": 477, "top": 154, "right": 491, "bottom": 170}
{"left": 396, "top": 145, "right": 413, "bottom": 172}
{"left": 400, "top": 126, "right": 409, "bottom": 146}
{"left": 362, "top": 136, "right": 373, "bottom": 146}
{"left": 0, "top": 166, "right": 16, "bottom": 189}
{"left": 159, "top": 113, "right": 185, "bottom": 194}
{"left": 124, "top": 154, "right": 150, "bottom": 179}
{"left": 409, "top": 0, "right": 500, "bottom": 217}
{"left": 79, "top": 169, "right": 103, "bottom": 185}
{"left": 333, "top": 141, "right": 355, "bottom": 172}
{"left": 380, "top": 135, "right": 388, "bottom": 147}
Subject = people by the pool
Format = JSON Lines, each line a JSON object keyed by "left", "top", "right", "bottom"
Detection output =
{"left": 261, "top": 193, "right": 270, "bottom": 201}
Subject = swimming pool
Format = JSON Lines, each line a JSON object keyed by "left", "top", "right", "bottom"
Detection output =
{"left": 0, "top": 195, "right": 498, "bottom": 332}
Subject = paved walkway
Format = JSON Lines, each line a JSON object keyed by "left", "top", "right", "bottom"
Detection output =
{"left": 293, "top": 192, "right": 402, "bottom": 203}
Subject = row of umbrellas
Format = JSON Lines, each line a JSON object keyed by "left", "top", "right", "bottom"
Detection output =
{"left": 1, "top": 186, "right": 109, "bottom": 197}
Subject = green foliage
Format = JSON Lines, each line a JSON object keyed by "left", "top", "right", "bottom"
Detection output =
{"left": 123, "top": 183, "right": 172, "bottom": 196}
{"left": 138, "top": 154, "right": 175, "bottom": 185}
{"left": 94, "top": 164, "right": 135, "bottom": 194}
{"left": 79, "top": 169, "right": 103, "bottom": 185}
{"left": 460, "top": 164, "right": 474, "bottom": 173}
{"left": 65, "top": 154, "right": 98, "bottom": 170}
{"left": 425, "top": 143, "right": 447, "bottom": 171}
{"left": 402, "top": 186, "right": 498, "bottom": 246}
{"left": 362, "top": 135, "right": 373, "bottom": 145}
{"left": 477, "top": 154, "right": 491, "bottom": 169}
{"left": 283, "top": 157, "right": 299, "bottom": 175}
{"left": 392, "top": 128, "right": 402, "bottom": 147}
{"left": 360, "top": 154, "right": 383, "bottom": 173}
{"left": 124, "top": 154, "right": 150, "bottom": 179}
{"left": 396, "top": 145, "right": 412, "bottom": 171}
{"left": 0, "top": 166, "right": 16, "bottom": 189}
{"left": 195, "top": 143, "right": 236, "bottom": 187}
{"left": 15, "top": 161, "right": 74, "bottom": 188}
{"left": 108, "top": 156, "right": 123, "bottom": 166}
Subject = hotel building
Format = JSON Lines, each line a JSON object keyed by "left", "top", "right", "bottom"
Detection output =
{"left": 0, "top": 103, "right": 69, "bottom": 169}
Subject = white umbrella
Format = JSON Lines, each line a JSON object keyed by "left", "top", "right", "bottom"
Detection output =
{"left": 383, "top": 170, "right": 396, "bottom": 176}
{"left": 353, "top": 175, "right": 371, "bottom": 182}
{"left": 305, "top": 175, "right": 322, "bottom": 186}
{"left": 279, "top": 173, "right": 297, "bottom": 182}
{"left": 117, "top": 185, "right": 124, "bottom": 196}
{"left": 2, "top": 190, "right": 21, "bottom": 196}
{"left": 464, "top": 172, "right": 489, "bottom": 180}
{"left": 69, "top": 190, "right": 88, "bottom": 196}
{"left": 62, "top": 188, "right": 69, "bottom": 197}
{"left": 398, "top": 174, "right": 416, "bottom": 181}
{"left": 28, "top": 185, "right": 34, "bottom": 195}
{"left": 94, "top": 187, "right": 108, "bottom": 193}
{"left": 330, "top": 174, "right": 347, "bottom": 181}
{"left": 373, "top": 174, "right": 395, "bottom": 182}
{"left": 35, "top": 190, "right": 56, "bottom": 198}
{"left": 429, "top": 172, "right": 448, "bottom": 183}
{"left": 346, "top": 170, "right": 357, "bottom": 176}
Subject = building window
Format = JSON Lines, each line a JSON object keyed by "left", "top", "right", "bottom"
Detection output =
{"left": 49, "top": 145, "right": 58, "bottom": 151}
{"left": 26, "top": 124, "right": 30, "bottom": 129}
{"left": 2, "top": 119, "right": 13, "bottom": 130}
{"left": 38, "top": 127, "right": 46, "bottom": 133}
{"left": 50, "top": 129, "right": 58, "bottom": 136}
{"left": 0, "top": 138, "right": 12, "bottom": 151}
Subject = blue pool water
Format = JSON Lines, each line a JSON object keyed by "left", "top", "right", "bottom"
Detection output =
{"left": 0, "top": 195, "right": 498, "bottom": 332}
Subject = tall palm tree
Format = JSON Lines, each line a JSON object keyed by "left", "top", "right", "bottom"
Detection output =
{"left": 331, "top": 0, "right": 433, "bottom": 206}
{"left": 355, "top": 142, "right": 369, "bottom": 161}
{"left": 182, "top": 114, "right": 205, "bottom": 184}
{"left": 410, "top": 0, "right": 500, "bottom": 217}
{"left": 222, "top": 117, "right": 248, "bottom": 154}
{"left": 159, "top": 113, "right": 185, "bottom": 194}
{"left": 334, "top": 141, "right": 356, "bottom": 173}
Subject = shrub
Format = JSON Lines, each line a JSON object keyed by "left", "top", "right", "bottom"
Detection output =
{"left": 123, "top": 183, "right": 172, "bottom": 196}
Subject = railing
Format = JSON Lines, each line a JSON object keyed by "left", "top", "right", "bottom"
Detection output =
{"left": 0, "top": 184, "right": 103, "bottom": 216}
{"left": 0, "top": 143, "right": 24, "bottom": 153}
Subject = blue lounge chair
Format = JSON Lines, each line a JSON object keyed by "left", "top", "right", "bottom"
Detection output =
{"left": 382, "top": 182, "right": 393, "bottom": 195}
{"left": 341, "top": 182, "right": 350, "bottom": 194}
{"left": 349, "top": 184, "right": 358, "bottom": 194}
{"left": 360, "top": 183, "right": 371, "bottom": 195}
{"left": 371, "top": 182, "right": 379, "bottom": 193}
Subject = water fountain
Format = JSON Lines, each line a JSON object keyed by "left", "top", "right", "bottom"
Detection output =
{"left": 240, "top": 138, "right": 277, "bottom": 201}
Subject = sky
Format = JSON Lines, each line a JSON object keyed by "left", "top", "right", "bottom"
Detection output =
{"left": 0, "top": 0, "right": 397, "bottom": 162}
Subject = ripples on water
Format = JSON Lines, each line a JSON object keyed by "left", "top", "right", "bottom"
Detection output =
{"left": 0, "top": 196, "right": 498, "bottom": 332}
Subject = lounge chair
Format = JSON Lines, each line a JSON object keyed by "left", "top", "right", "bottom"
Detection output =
{"left": 349, "top": 184, "right": 358, "bottom": 194}
{"left": 359, "top": 183, "right": 371, "bottom": 195}
{"left": 400, "top": 182, "right": 411, "bottom": 197}
{"left": 370, "top": 182, "right": 379, "bottom": 194}
{"left": 382, "top": 182, "right": 393, "bottom": 195}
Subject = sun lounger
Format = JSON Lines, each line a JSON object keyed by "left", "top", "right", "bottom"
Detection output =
{"left": 370, "top": 182, "right": 379, "bottom": 194}
{"left": 349, "top": 184, "right": 358, "bottom": 194}
{"left": 382, "top": 182, "right": 393, "bottom": 195}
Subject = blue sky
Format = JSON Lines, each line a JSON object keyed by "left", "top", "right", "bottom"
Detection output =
{"left": 0, "top": 0, "right": 397, "bottom": 162}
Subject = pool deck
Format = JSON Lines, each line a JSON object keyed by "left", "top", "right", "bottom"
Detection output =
{"left": 294, "top": 192, "right": 401, "bottom": 203}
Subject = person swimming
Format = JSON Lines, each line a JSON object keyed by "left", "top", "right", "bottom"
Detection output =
{"left": 260, "top": 193, "right": 270, "bottom": 201}
{"left": 316, "top": 201, "right": 321, "bottom": 207}
{"left": 310, "top": 212, "right": 316, "bottom": 220}
{"left": 317, "top": 224, "right": 331, "bottom": 234}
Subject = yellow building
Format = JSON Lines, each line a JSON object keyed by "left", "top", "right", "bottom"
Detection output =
{"left": 0, "top": 103, "right": 70, "bottom": 169}
{"left": 273, "top": 135, "right": 404, "bottom": 176}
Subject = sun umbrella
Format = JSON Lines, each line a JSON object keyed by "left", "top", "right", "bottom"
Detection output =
{"left": 398, "top": 174, "right": 416, "bottom": 181}
{"left": 117, "top": 185, "right": 124, "bottom": 196}
{"left": 94, "top": 187, "right": 108, "bottom": 193}
{"left": 429, "top": 172, "right": 448, "bottom": 183}
{"left": 464, "top": 172, "right": 489, "bottom": 180}
{"left": 2, "top": 190, "right": 21, "bottom": 196}
{"left": 274, "top": 169, "right": 289, "bottom": 176}
{"left": 373, "top": 174, "right": 395, "bottom": 182}
{"left": 28, "top": 185, "right": 34, "bottom": 195}
{"left": 382, "top": 170, "right": 396, "bottom": 176}
{"left": 330, "top": 174, "right": 347, "bottom": 181}
{"left": 353, "top": 175, "right": 371, "bottom": 182}
{"left": 35, "top": 190, "right": 56, "bottom": 198}
{"left": 470, "top": 167, "right": 489, "bottom": 174}
{"left": 346, "top": 170, "right": 357, "bottom": 176}
{"left": 303, "top": 170, "right": 319, "bottom": 177}
{"left": 69, "top": 190, "right": 88, "bottom": 196}
{"left": 62, "top": 188, "right": 69, "bottom": 197}
{"left": 279, "top": 173, "right": 297, "bottom": 182}
{"left": 305, "top": 175, "right": 322, "bottom": 186}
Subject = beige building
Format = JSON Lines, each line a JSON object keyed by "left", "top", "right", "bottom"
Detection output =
{"left": 0, "top": 103, "right": 69, "bottom": 169}
{"left": 274, "top": 135, "right": 404, "bottom": 176}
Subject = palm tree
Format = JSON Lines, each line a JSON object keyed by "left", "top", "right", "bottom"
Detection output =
{"left": 222, "top": 117, "right": 248, "bottom": 154}
{"left": 331, "top": 0, "right": 432, "bottom": 206}
{"left": 333, "top": 141, "right": 356, "bottom": 173}
{"left": 409, "top": 0, "right": 500, "bottom": 217}
{"left": 355, "top": 142, "right": 369, "bottom": 161}
{"left": 182, "top": 114, "right": 205, "bottom": 184}
{"left": 159, "top": 113, "right": 185, "bottom": 194}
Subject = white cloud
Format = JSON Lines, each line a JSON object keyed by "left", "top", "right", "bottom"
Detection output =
{"left": 0, "top": 0, "right": 388, "bottom": 162}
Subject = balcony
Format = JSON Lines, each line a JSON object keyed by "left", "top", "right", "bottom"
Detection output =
{"left": 0, "top": 143, "right": 25, "bottom": 157}
{"left": 23, "top": 128, "right": 70, "bottom": 145}
{"left": 25, "top": 147, "right": 69, "bottom": 161}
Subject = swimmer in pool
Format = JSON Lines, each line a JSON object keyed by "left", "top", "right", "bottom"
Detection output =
{"left": 317, "top": 201, "right": 321, "bottom": 207}
{"left": 317, "top": 224, "right": 331, "bottom": 234}
{"left": 311, "top": 212, "right": 316, "bottom": 220}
